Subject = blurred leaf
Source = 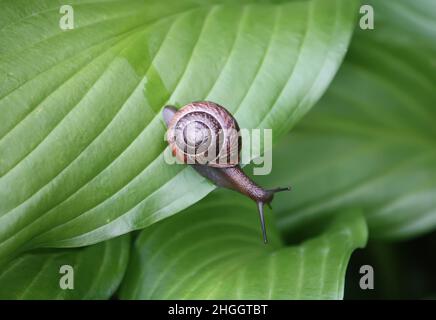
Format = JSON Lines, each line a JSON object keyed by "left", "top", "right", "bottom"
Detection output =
{"left": 0, "top": 0, "right": 358, "bottom": 262}
{"left": 0, "top": 235, "right": 130, "bottom": 299}
{"left": 366, "top": 0, "right": 436, "bottom": 48}
{"left": 119, "top": 191, "right": 367, "bottom": 299}
{"left": 256, "top": 0, "right": 436, "bottom": 241}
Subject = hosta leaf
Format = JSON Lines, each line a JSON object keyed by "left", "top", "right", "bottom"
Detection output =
{"left": 0, "top": 235, "right": 130, "bottom": 299}
{"left": 256, "top": 0, "right": 436, "bottom": 241}
{"left": 0, "top": 0, "right": 358, "bottom": 262}
{"left": 119, "top": 191, "right": 367, "bottom": 299}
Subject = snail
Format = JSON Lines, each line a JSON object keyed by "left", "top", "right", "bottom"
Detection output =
{"left": 162, "top": 101, "right": 290, "bottom": 244}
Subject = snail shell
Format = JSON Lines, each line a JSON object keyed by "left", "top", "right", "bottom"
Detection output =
{"left": 165, "top": 101, "right": 241, "bottom": 168}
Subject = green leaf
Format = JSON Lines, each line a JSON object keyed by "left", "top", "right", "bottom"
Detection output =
{"left": 256, "top": 0, "right": 436, "bottom": 241}
{"left": 0, "top": 235, "right": 130, "bottom": 299}
{"left": 0, "top": 0, "right": 358, "bottom": 261}
{"left": 119, "top": 191, "right": 367, "bottom": 299}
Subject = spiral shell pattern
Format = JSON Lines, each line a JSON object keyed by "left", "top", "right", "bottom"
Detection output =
{"left": 166, "top": 101, "right": 241, "bottom": 168}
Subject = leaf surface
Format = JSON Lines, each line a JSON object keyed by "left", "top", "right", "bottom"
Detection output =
{"left": 119, "top": 191, "right": 367, "bottom": 299}
{"left": 0, "top": 0, "right": 358, "bottom": 261}
{"left": 0, "top": 235, "right": 130, "bottom": 299}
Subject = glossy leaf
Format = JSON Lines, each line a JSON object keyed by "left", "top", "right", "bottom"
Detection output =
{"left": 0, "top": 235, "right": 130, "bottom": 299}
{"left": 256, "top": 0, "right": 436, "bottom": 241}
{"left": 119, "top": 191, "right": 367, "bottom": 299}
{"left": 0, "top": 0, "right": 358, "bottom": 262}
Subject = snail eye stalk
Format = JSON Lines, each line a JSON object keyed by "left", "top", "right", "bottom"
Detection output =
{"left": 258, "top": 187, "right": 291, "bottom": 244}
{"left": 257, "top": 202, "right": 268, "bottom": 244}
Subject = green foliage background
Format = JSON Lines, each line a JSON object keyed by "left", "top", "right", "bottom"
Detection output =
{"left": 0, "top": 0, "right": 435, "bottom": 299}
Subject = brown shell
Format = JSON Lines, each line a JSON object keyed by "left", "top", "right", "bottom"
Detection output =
{"left": 166, "top": 101, "right": 241, "bottom": 168}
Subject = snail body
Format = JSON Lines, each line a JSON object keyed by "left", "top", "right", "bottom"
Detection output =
{"left": 163, "top": 101, "right": 290, "bottom": 244}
